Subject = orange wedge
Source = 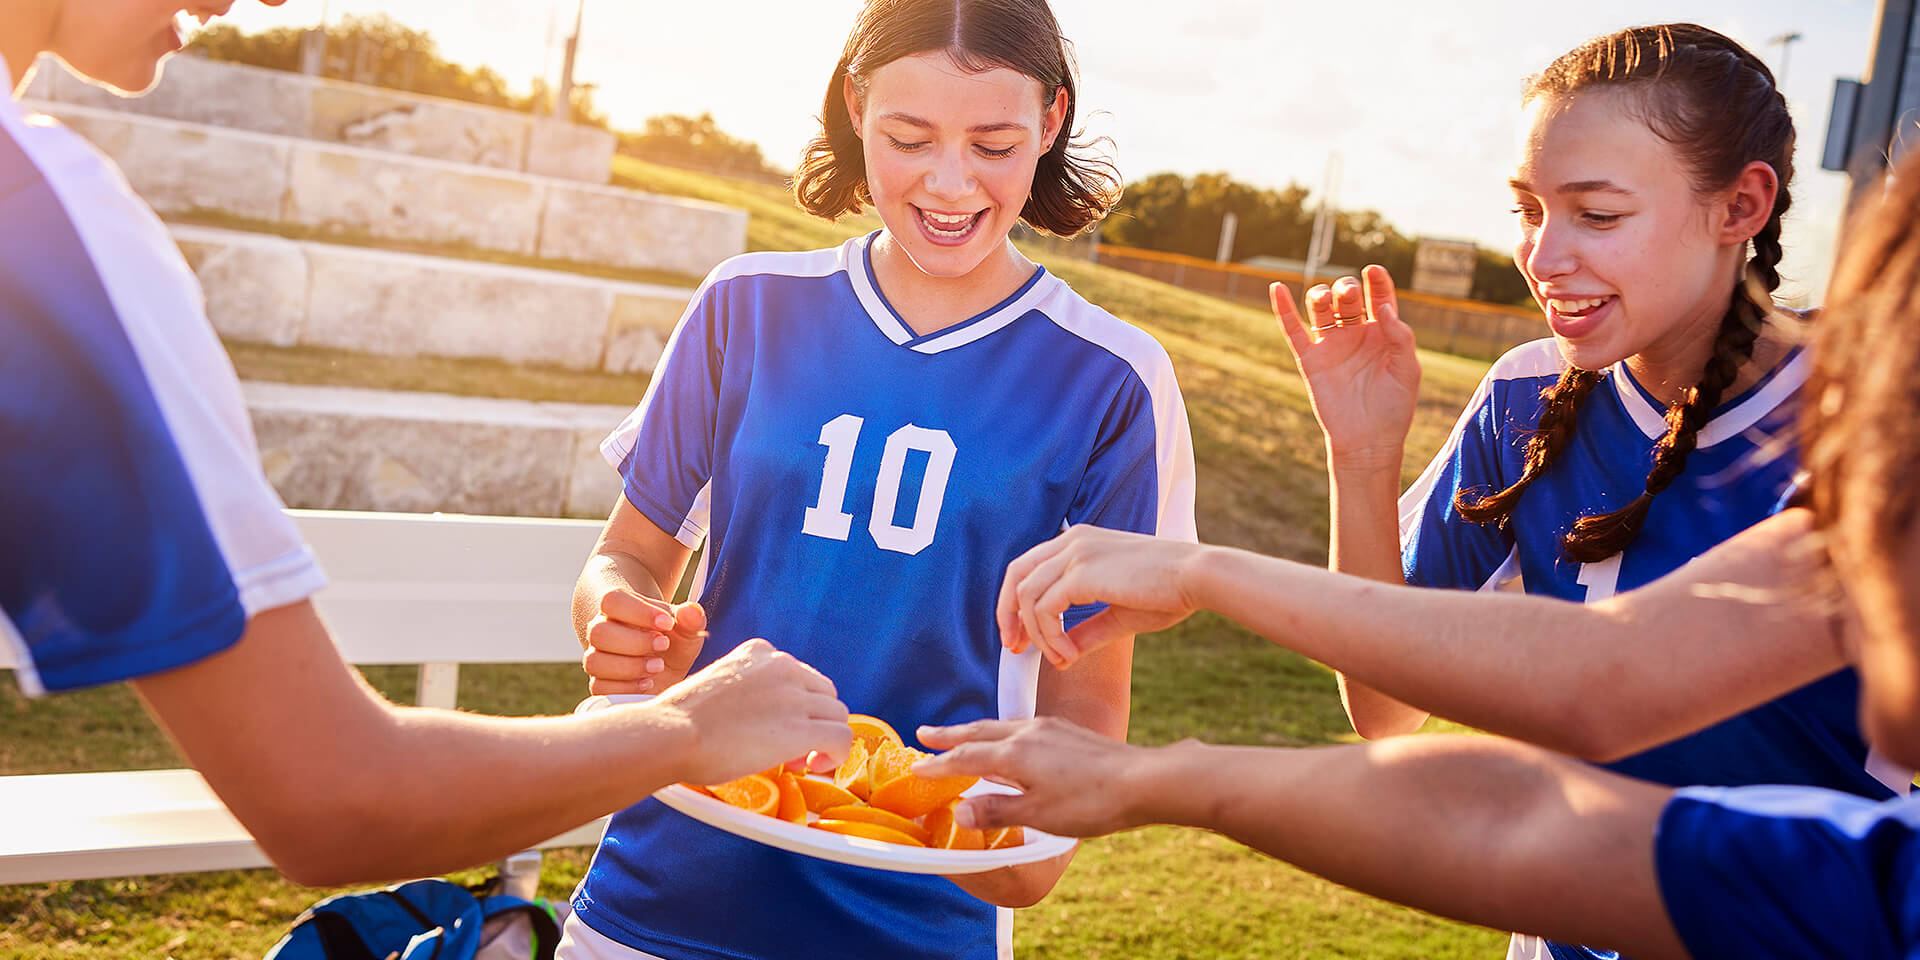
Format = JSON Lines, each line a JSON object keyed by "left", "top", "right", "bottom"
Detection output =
{"left": 811, "top": 819, "right": 926, "bottom": 847}
{"left": 775, "top": 773, "right": 807, "bottom": 824}
{"left": 868, "top": 739, "right": 916, "bottom": 789}
{"left": 680, "top": 783, "right": 717, "bottom": 799}
{"left": 984, "top": 825, "right": 1025, "bottom": 850}
{"left": 867, "top": 753, "right": 979, "bottom": 820}
{"left": 796, "top": 777, "right": 860, "bottom": 813}
{"left": 848, "top": 714, "right": 903, "bottom": 753}
{"left": 833, "top": 738, "right": 873, "bottom": 801}
{"left": 709, "top": 774, "right": 779, "bottom": 817}
{"left": 923, "top": 804, "right": 985, "bottom": 850}
{"left": 819, "top": 804, "right": 932, "bottom": 844}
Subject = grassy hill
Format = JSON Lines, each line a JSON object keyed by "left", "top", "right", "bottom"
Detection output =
{"left": 1, "top": 159, "right": 1515, "bottom": 959}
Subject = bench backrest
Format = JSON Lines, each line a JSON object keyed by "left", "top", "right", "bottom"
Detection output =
{"left": 0, "top": 510, "right": 602, "bottom": 687}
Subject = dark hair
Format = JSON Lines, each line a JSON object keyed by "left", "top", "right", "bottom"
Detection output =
{"left": 1454, "top": 23, "right": 1796, "bottom": 563}
{"left": 1805, "top": 154, "right": 1920, "bottom": 576}
{"left": 792, "top": 0, "right": 1120, "bottom": 237}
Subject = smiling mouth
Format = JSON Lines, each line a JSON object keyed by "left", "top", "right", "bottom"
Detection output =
{"left": 1547, "top": 296, "right": 1614, "bottom": 317}
{"left": 913, "top": 204, "right": 986, "bottom": 242}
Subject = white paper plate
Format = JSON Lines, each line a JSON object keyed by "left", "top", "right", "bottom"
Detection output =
{"left": 652, "top": 778, "right": 1076, "bottom": 874}
{"left": 578, "top": 695, "right": 1077, "bottom": 874}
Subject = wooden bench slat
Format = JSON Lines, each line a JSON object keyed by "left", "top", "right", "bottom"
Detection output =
{"left": 0, "top": 771, "right": 607, "bottom": 885}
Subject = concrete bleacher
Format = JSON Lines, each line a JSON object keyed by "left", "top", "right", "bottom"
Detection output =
{"left": 24, "top": 54, "right": 616, "bottom": 183}
{"left": 34, "top": 102, "right": 745, "bottom": 279}
{"left": 177, "top": 224, "right": 692, "bottom": 372}
{"left": 245, "top": 382, "right": 630, "bottom": 519}
{"left": 19, "top": 55, "right": 749, "bottom": 517}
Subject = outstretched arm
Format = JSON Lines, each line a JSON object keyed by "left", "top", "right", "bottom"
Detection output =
{"left": 136, "top": 602, "right": 850, "bottom": 887}
{"left": 918, "top": 719, "right": 1683, "bottom": 959}
{"left": 1007, "top": 509, "right": 1839, "bottom": 760}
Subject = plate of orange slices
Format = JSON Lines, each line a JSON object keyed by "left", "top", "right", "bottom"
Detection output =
{"left": 581, "top": 698, "right": 1075, "bottom": 874}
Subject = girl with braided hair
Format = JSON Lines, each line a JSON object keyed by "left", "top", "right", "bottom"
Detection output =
{"left": 1291, "top": 23, "right": 1903, "bottom": 958}
{"left": 971, "top": 22, "right": 1899, "bottom": 960}
{"left": 930, "top": 145, "right": 1920, "bottom": 960}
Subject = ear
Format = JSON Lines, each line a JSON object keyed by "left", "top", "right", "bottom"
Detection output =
{"left": 1720, "top": 160, "right": 1780, "bottom": 246}
{"left": 1040, "top": 86, "right": 1069, "bottom": 151}
{"left": 841, "top": 72, "right": 865, "bottom": 138}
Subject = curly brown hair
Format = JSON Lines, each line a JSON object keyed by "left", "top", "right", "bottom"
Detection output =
{"left": 1805, "top": 156, "right": 1920, "bottom": 592}
{"left": 792, "top": 0, "right": 1120, "bottom": 237}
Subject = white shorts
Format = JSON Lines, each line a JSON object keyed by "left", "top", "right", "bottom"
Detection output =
{"left": 555, "top": 913, "right": 669, "bottom": 960}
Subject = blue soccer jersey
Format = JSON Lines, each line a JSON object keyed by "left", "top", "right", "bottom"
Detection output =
{"left": 1399, "top": 339, "right": 1902, "bottom": 960}
{"left": 1657, "top": 786, "right": 1920, "bottom": 958}
{"left": 0, "top": 59, "right": 324, "bottom": 694}
{"left": 575, "top": 233, "right": 1196, "bottom": 960}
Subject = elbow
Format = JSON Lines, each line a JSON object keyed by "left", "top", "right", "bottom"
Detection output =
{"left": 251, "top": 790, "right": 405, "bottom": 888}
{"left": 1551, "top": 701, "right": 1642, "bottom": 764}
{"left": 981, "top": 871, "right": 1063, "bottom": 909}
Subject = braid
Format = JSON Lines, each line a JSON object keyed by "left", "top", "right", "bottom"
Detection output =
{"left": 1562, "top": 212, "right": 1785, "bottom": 562}
{"left": 1454, "top": 368, "right": 1605, "bottom": 528}
{"left": 1499, "top": 22, "right": 1797, "bottom": 561}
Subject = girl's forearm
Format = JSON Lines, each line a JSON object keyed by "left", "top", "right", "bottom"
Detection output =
{"left": 1326, "top": 464, "right": 1431, "bottom": 738}
{"left": 1129, "top": 736, "right": 1682, "bottom": 958}
{"left": 1176, "top": 515, "right": 1837, "bottom": 759}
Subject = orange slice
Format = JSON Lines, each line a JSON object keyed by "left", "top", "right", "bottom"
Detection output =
{"left": 810, "top": 819, "right": 926, "bottom": 847}
{"left": 867, "top": 753, "right": 979, "bottom": 820}
{"left": 796, "top": 777, "right": 860, "bottom": 813}
{"left": 819, "top": 804, "right": 932, "bottom": 844}
{"left": 868, "top": 739, "right": 916, "bottom": 789}
{"left": 680, "top": 783, "right": 717, "bottom": 799}
{"left": 775, "top": 773, "right": 807, "bottom": 824}
{"left": 984, "top": 825, "right": 1026, "bottom": 850}
{"left": 833, "top": 738, "right": 873, "bottom": 801}
{"left": 708, "top": 774, "right": 779, "bottom": 817}
{"left": 923, "top": 804, "right": 985, "bottom": 850}
{"left": 848, "top": 714, "right": 903, "bottom": 753}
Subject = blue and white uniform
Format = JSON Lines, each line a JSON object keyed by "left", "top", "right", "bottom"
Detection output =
{"left": 1398, "top": 339, "right": 1903, "bottom": 960}
{"left": 566, "top": 232, "right": 1196, "bottom": 960}
{"left": 0, "top": 58, "right": 324, "bottom": 694}
{"left": 1657, "top": 786, "right": 1920, "bottom": 958}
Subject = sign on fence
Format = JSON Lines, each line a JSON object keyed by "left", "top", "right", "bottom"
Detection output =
{"left": 1412, "top": 237, "right": 1477, "bottom": 298}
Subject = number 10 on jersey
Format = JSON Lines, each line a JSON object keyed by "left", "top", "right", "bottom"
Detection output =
{"left": 801, "top": 414, "right": 958, "bottom": 556}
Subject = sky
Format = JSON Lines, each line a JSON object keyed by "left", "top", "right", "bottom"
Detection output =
{"left": 210, "top": 0, "right": 1883, "bottom": 302}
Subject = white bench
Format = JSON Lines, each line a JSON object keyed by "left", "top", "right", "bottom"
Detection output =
{"left": 0, "top": 509, "right": 609, "bottom": 886}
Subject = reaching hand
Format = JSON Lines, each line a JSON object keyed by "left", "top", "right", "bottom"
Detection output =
{"left": 915, "top": 717, "right": 1149, "bottom": 838}
{"left": 999, "top": 525, "right": 1205, "bottom": 668}
{"left": 649, "top": 639, "right": 851, "bottom": 786}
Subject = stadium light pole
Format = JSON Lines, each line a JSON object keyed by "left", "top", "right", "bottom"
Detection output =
{"left": 555, "top": 0, "right": 586, "bottom": 122}
{"left": 1770, "top": 30, "right": 1804, "bottom": 85}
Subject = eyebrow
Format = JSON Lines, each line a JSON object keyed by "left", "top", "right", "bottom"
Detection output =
{"left": 878, "top": 112, "right": 1027, "bottom": 134}
{"left": 1509, "top": 178, "right": 1636, "bottom": 196}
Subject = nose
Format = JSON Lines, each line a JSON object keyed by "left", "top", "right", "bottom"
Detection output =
{"left": 1522, "top": 214, "right": 1579, "bottom": 285}
{"left": 923, "top": 146, "right": 976, "bottom": 204}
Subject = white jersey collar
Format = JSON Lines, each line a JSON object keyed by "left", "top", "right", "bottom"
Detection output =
{"left": 846, "top": 231, "right": 1055, "bottom": 355}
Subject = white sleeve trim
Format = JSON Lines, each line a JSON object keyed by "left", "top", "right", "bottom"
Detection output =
{"left": 1035, "top": 287, "right": 1198, "bottom": 544}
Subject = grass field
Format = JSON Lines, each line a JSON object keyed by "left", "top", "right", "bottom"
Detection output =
{"left": 1, "top": 158, "right": 1519, "bottom": 959}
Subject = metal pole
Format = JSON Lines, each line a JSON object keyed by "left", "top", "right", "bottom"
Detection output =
{"left": 1770, "top": 31, "right": 1803, "bottom": 86}
{"left": 1215, "top": 211, "right": 1239, "bottom": 263}
{"left": 555, "top": 0, "right": 585, "bottom": 121}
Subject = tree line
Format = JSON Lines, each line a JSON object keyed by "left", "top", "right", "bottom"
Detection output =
{"left": 1105, "top": 171, "right": 1533, "bottom": 305}
{"left": 186, "top": 18, "right": 1526, "bottom": 303}
{"left": 186, "top": 16, "right": 784, "bottom": 182}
